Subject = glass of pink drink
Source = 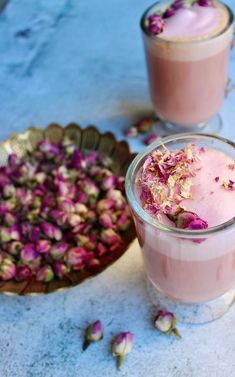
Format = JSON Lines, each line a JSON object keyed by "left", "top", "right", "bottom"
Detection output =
{"left": 140, "top": 1, "right": 234, "bottom": 132}
{"left": 126, "top": 134, "right": 235, "bottom": 323}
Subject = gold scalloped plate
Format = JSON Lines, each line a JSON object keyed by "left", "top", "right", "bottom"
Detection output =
{"left": 0, "top": 123, "right": 136, "bottom": 296}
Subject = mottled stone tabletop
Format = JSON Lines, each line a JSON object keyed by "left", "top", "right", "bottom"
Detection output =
{"left": 0, "top": 1, "right": 235, "bottom": 376}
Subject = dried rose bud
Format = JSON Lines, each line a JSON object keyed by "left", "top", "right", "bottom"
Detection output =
{"left": 143, "top": 133, "right": 159, "bottom": 146}
{"left": 66, "top": 247, "right": 88, "bottom": 270}
{"left": 50, "top": 242, "right": 69, "bottom": 260}
{"left": 58, "top": 197, "right": 75, "bottom": 213}
{"left": 136, "top": 118, "right": 153, "bottom": 133}
{"left": 99, "top": 213, "right": 115, "bottom": 229}
{"left": 83, "top": 179, "right": 99, "bottom": 197}
{"left": 147, "top": 14, "right": 164, "bottom": 35}
{"left": 8, "top": 153, "right": 21, "bottom": 167}
{"left": 16, "top": 265, "right": 33, "bottom": 281}
{"left": 171, "top": 0, "right": 185, "bottom": 9}
{"left": 0, "top": 228, "right": 11, "bottom": 243}
{"left": 4, "top": 212, "right": 17, "bottom": 226}
{"left": 0, "top": 258, "right": 16, "bottom": 280}
{"left": 96, "top": 242, "right": 107, "bottom": 256}
{"left": 38, "top": 141, "right": 60, "bottom": 156}
{"left": 53, "top": 261, "right": 70, "bottom": 278}
{"left": 198, "top": 0, "right": 212, "bottom": 6}
{"left": 36, "top": 265, "right": 54, "bottom": 282}
{"left": 97, "top": 198, "right": 115, "bottom": 214}
{"left": 9, "top": 225, "right": 21, "bottom": 241}
{"left": 37, "top": 240, "right": 51, "bottom": 254}
{"left": 124, "top": 126, "right": 138, "bottom": 138}
{"left": 35, "top": 172, "right": 47, "bottom": 184}
{"left": 40, "top": 222, "right": 62, "bottom": 241}
{"left": 56, "top": 180, "right": 69, "bottom": 196}
{"left": 101, "top": 175, "right": 116, "bottom": 191}
{"left": 21, "top": 244, "right": 39, "bottom": 264}
{"left": 112, "top": 332, "right": 134, "bottom": 369}
{"left": 163, "top": 7, "right": 176, "bottom": 18}
{"left": 154, "top": 310, "right": 181, "bottom": 337}
{"left": 71, "top": 149, "right": 83, "bottom": 169}
{"left": 75, "top": 203, "right": 88, "bottom": 216}
{"left": 76, "top": 191, "right": 88, "bottom": 204}
{"left": 29, "top": 227, "right": 40, "bottom": 243}
{"left": 3, "top": 184, "right": 16, "bottom": 198}
{"left": 116, "top": 213, "right": 131, "bottom": 231}
{"left": 67, "top": 213, "right": 81, "bottom": 227}
{"left": 101, "top": 229, "right": 122, "bottom": 250}
{"left": 83, "top": 320, "right": 103, "bottom": 351}
{"left": 169, "top": 210, "right": 208, "bottom": 230}
{"left": 87, "top": 258, "right": 100, "bottom": 269}
{"left": 85, "top": 151, "right": 98, "bottom": 167}
{"left": 6, "top": 241, "right": 23, "bottom": 256}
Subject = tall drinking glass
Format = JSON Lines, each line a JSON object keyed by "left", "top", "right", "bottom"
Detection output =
{"left": 140, "top": 1, "right": 234, "bottom": 133}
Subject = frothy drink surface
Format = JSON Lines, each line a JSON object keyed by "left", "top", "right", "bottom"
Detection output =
{"left": 160, "top": 3, "right": 229, "bottom": 41}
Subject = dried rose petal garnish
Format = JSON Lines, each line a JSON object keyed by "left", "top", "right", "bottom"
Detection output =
{"left": 0, "top": 140, "right": 132, "bottom": 282}
{"left": 138, "top": 144, "right": 201, "bottom": 217}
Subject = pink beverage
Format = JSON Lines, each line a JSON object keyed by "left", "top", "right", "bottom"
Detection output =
{"left": 126, "top": 134, "right": 235, "bottom": 322}
{"left": 140, "top": 1, "right": 234, "bottom": 129}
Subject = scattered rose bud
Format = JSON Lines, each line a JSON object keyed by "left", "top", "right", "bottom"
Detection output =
{"left": 36, "top": 265, "right": 54, "bottom": 282}
{"left": 83, "top": 320, "right": 103, "bottom": 351}
{"left": 143, "top": 132, "right": 159, "bottom": 146}
{"left": 136, "top": 118, "right": 153, "bottom": 134}
{"left": 112, "top": 332, "right": 134, "bottom": 369}
{"left": 154, "top": 310, "right": 181, "bottom": 337}
{"left": 124, "top": 126, "right": 138, "bottom": 138}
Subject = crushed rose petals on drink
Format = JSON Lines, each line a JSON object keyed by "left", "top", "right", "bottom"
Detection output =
{"left": 0, "top": 140, "right": 132, "bottom": 282}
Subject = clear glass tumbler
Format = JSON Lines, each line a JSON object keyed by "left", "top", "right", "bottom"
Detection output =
{"left": 140, "top": 1, "right": 234, "bottom": 133}
{"left": 126, "top": 134, "right": 235, "bottom": 323}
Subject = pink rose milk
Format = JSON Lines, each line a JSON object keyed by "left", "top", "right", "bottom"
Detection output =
{"left": 126, "top": 135, "right": 235, "bottom": 304}
{"left": 141, "top": 1, "right": 234, "bottom": 128}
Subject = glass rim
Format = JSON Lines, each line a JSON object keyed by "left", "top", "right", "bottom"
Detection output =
{"left": 140, "top": 1, "right": 234, "bottom": 44}
{"left": 125, "top": 133, "right": 235, "bottom": 238}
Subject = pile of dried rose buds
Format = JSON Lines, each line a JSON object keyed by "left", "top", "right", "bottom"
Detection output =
{"left": 0, "top": 139, "right": 132, "bottom": 282}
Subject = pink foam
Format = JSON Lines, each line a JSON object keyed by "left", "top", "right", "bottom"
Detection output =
{"left": 161, "top": 4, "right": 223, "bottom": 39}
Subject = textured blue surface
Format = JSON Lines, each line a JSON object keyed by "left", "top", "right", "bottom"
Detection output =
{"left": 0, "top": 1, "right": 234, "bottom": 376}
